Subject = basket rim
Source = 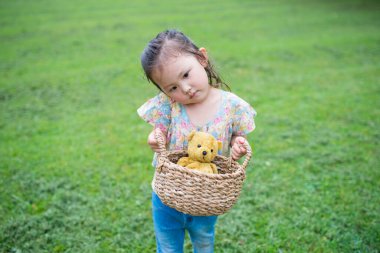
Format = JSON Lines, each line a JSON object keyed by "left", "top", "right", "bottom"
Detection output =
{"left": 157, "top": 150, "right": 246, "bottom": 180}
{"left": 154, "top": 129, "right": 252, "bottom": 172}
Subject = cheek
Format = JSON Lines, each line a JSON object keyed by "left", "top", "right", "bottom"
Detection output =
{"left": 201, "top": 69, "right": 209, "bottom": 82}
{"left": 193, "top": 68, "right": 208, "bottom": 84}
{"left": 193, "top": 74, "right": 208, "bottom": 88}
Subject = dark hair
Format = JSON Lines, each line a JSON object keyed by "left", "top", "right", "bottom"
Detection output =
{"left": 141, "top": 29, "right": 230, "bottom": 91}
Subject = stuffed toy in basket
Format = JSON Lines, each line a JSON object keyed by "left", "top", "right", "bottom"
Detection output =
{"left": 177, "top": 131, "right": 222, "bottom": 174}
{"left": 153, "top": 130, "right": 252, "bottom": 216}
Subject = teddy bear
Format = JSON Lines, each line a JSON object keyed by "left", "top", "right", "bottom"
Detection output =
{"left": 177, "top": 131, "right": 222, "bottom": 174}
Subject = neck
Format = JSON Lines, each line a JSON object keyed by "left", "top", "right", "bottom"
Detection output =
{"left": 183, "top": 88, "right": 222, "bottom": 127}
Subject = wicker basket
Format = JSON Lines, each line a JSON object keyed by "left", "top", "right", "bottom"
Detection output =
{"left": 153, "top": 131, "right": 252, "bottom": 216}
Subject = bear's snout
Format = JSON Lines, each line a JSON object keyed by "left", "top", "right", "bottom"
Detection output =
{"left": 202, "top": 151, "right": 207, "bottom": 156}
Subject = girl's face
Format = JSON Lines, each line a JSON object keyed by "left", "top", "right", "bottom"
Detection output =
{"left": 151, "top": 49, "right": 210, "bottom": 105}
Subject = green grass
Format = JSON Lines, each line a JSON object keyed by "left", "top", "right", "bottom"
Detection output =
{"left": 1, "top": 0, "right": 379, "bottom": 252}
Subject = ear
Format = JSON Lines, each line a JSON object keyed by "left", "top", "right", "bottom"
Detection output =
{"left": 217, "top": 141, "right": 222, "bottom": 151}
{"left": 188, "top": 131, "right": 196, "bottom": 141}
{"left": 198, "top": 47, "right": 208, "bottom": 67}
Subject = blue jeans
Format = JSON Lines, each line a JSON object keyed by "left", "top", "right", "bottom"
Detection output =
{"left": 152, "top": 191, "right": 218, "bottom": 253}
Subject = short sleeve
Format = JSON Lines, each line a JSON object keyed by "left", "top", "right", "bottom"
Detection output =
{"left": 232, "top": 99, "right": 257, "bottom": 136}
{"left": 137, "top": 92, "right": 172, "bottom": 133}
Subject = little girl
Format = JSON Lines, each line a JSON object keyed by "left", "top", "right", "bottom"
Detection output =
{"left": 137, "top": 29, "right": 256, "bottom": 253}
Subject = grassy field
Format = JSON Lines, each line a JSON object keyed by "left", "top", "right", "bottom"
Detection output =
{"left": 1, "top": 0, "right": 379, "bottom": 252}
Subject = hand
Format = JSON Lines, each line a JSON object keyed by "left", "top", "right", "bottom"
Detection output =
{"left": 231, "top": 136, "right": 248, "bottom": 160}
{"left": 148, "top": 128, "right": 166, "bottom": 152}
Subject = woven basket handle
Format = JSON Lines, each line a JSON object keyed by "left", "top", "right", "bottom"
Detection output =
{"left": 241, "top": 140, "right": 252, "bottom": 170}
{"left": 154, "top": 129, "right": 167, "bottom": 173}
{"left": 154, "top": 128, "right": 167, "bottom": 155}
{"left": 231, "top": 139, "right": 252, "bottom": 171}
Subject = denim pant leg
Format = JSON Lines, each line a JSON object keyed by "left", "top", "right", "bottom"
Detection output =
{"left": 152, "top": 192, "right": 186, "bottom": 253}
{"left": 187, "top": 215, "right": 218, "bottom": 253}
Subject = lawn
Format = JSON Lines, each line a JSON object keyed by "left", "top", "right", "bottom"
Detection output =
{"left": 0, "top": 0, "right": 379, "bottom": 252}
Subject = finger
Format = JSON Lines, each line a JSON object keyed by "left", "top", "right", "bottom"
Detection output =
{"left": 235, "top": 148, "right": 246, "bottom": 159}
{"left": 152, "top": 143, "right": 161, "bottom": 151}
{"left": 232, "top": 146, "right": 240, "bottom": 155}
{"left": 232, "top": 153, "right": 241, "bottom": 160}
{"left": 232, "top": 150, "right": 240, "bottom": 160}
{"left": 148, "top": 136, "right": 157, "bottom": 146}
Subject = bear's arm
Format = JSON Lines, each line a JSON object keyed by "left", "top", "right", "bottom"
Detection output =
{"left": 211, "top": 163, "right": 218, "bottom": 174}
{"left": 186, "top": 161, "right": 202, "bottom": 169}
{"left": 177, "top": 157, "right": 193, "bottom": 167}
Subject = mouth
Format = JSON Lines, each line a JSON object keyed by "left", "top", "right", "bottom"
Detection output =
{"left": 189, "top": 91, "right": 197, "bottom": 99}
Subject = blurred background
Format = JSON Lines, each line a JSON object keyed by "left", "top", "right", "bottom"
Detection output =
{"left": 1, "top": 0, "right": 379, "bottom": 252}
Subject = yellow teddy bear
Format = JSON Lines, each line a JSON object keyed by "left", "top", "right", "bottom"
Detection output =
{"left": 177, "top": 131, "right": 222, "bottom": 174}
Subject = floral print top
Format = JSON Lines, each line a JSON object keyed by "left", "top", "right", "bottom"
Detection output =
{"left": 137, "top": 89, "right": 256, "bottom": 163}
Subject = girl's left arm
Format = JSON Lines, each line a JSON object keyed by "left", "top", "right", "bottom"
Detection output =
{"left": 230, "top": 135, "right": 250, "bottom": 160}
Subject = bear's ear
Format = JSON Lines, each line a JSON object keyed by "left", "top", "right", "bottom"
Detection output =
{"left": 218, "top": 141, "right": 222, "bottom": 151}
{"left": 188, "top": 131, "right": 196, "bottom": 141}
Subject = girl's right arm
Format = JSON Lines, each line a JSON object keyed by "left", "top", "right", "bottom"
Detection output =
{"left": 147, "top": 128, "right": 166, "bottom": 152}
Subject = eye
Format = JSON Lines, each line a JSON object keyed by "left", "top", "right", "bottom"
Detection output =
{"left": 197, "top": 144, "right": 201, "bottom": 148}
{"left": 211, "top": 149, "right": 213, "bottom": 153}
{"left": 183, "top": 72, "right": 189, "bottom": 78}
{"left": 169, "top": 86, "right": 177, "bottom": 92}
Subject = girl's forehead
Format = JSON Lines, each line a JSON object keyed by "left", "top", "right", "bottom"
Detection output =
{"left": 151, "top": 60, "right": 178, "bottom": 84}
{"left": 152, "top": 54, "right": 195, "bottom": 85}
{"left": 153, "top": 56, "right": 178, "bottom": 77}
{"left": 159, "top": 51, "right": 191, "bottom": 65}
{"left": 156, "top": 53, "right": 194, "bottom": 73}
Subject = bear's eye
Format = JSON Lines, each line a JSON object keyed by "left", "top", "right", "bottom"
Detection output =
{"left": 211, "top": 149, "right": 213, "bottom": 153}
{"left": 197, "top": 144, "right": 201, "bottom": 148}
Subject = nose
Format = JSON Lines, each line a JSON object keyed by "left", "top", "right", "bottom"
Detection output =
{"left": 202, "top": 151, "right": 207, "bottom": 156}
{"left": 180, "top": 82, "right": 192, "bottom": 94}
